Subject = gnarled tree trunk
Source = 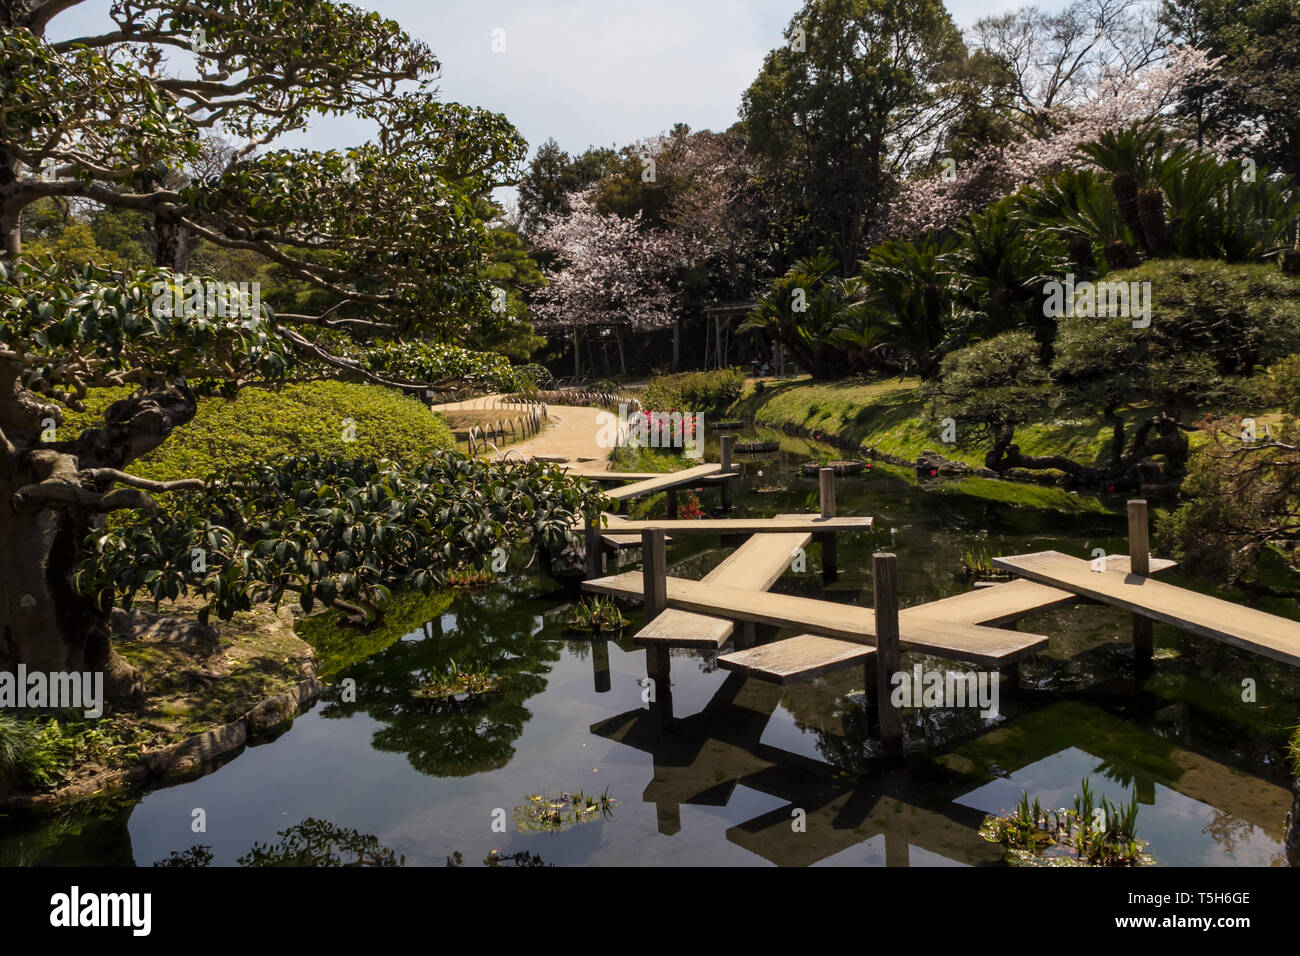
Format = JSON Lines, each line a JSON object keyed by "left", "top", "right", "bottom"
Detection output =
{"left": 986, "top": 413, "right": 1190, "bottom": 489}
{"left": 0, "top": 460, "right": 140, "bottom": 697}
{"left": 0, "top": 362, "right": 198, "bottom": 703}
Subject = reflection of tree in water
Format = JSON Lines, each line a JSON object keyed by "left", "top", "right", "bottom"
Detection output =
{"left": 0, "top": 796, "right": 136, "bottom": 867}
{"left": 154, "top": 818, "right": 403, "bottom": 867}
{"left": 1199, "top": 807, "right": 1284, "bottom": 862}
{"left": 319, "top": 588, "right": 561, "bottom": 777}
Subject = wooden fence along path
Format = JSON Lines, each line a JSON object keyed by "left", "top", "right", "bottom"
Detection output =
{"left": 464, "top": 403, "right": 546, "bottom": 455}
{"left": 578, "top": 484, "right": 1300, "bottom": 758}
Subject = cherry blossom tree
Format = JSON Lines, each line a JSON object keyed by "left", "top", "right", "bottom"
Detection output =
{"left": 873, "top": 45, "right": 1240, "bottom": 242}
{"left": 530, "top": 191, "right": 691, "bottom": 377}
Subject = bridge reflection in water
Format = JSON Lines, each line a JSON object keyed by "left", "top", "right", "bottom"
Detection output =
{"left": 586, "top": 644, "right": 1293, "bottom": 867}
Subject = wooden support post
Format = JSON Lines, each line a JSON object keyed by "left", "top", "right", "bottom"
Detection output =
{"left": 818, "top": 466, "right": 838, "bottom": 579}
{"left": 873, "top": 552, "right": 905, "bottom": 758}
{"left": 720, "top": 435, "right": 735, "bottom": 510}
{"left": 591, "top": 639, "right": 611, "bottom": 694}
{"left": 999, "top": 621, "right": 1021, "bottom": 694}
{"left": 642, "top": 527, "right": 667, "bottom": 618}
{"left": 884, "top": 829, "right": 911, "bottom": 867}
{"left": 642, "top": 527, "right": 672, "bottom": 715}
{"left": 863, "top": 654, "right": 879, "bottom": 736}
{"left": 1001, "top": 661, "right": 1021, "bottom": 694}
{"left": 1128, "top": 499, "right": 1154, "bottom": 671}
{"left": 584, "top": 519, "right": 603, "bottom": 580}
{"left": 666, "top": 487, "right": 678, "bottom": 519}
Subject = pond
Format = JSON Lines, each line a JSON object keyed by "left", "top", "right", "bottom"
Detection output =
{"left": 3, "top": 430, "right": 1296, "bottom": 867}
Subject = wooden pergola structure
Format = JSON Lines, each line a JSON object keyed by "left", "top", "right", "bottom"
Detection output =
{"left": 700, "top": 302, "right": 756, "bottom": 371}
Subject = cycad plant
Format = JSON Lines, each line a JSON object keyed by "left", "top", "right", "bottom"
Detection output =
{"left": 1074, "top": 124, "right": 1186, "bottom": 257}
{"left": 742, "top": 252, "right": 857, "bottom": 378}
{"left": 946, "top": 203, "right": 1059, "bottom": 358}
{"left": 1072, "top": 122, "right": 1300, "bottom": 266}
{"left": 1016, "top": 168, "right": 1139, "bottom": 273}
{"left": 853, "top": 233, "right": 957, "bottom": 379}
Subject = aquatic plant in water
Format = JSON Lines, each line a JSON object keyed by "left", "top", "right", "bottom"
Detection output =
{"left": 961, "top": 547, "right": 1014, "bottom": 579}
{"left": 514, "top": 788, "right": 618, "bottom": 833}
{"left": 412, "top": 659, "right": 499, "bottom": 700}
{"left": 568, "top": 596, "right": 630, "bottom": 633}
{"left": 444, "top": 567, "right": 498, "bottom": 589}
{"left": 980, "top": 779, "right": 1151, "bottom": 866}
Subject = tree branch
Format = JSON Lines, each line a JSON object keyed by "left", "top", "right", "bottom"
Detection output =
{"left": 11, "top": 479, "right": 157, "bottom": 514}
{"left": 79, "top": 468, "right": 206, "bottom": 494}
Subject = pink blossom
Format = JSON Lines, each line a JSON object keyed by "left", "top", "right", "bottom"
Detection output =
{"left": 870, "top": 46, "right": 1244, "bottom": 244}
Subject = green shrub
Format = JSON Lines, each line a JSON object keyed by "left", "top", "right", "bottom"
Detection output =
{"left": 62, "top": 381, "right": 456, "bottom": 482}
{"left": 0, "top": 716, "right": 92, "bottom": 790}
{"left": 640, "top": 368, "right": 745, "bottom": 415}
{"left": 0, "top": 713, "right": 41, "bottom": 781}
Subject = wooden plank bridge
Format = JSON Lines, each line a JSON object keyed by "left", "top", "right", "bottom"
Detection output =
{"left": 993, "top": 549, "right": 1300, "bottom": 667}
{"left": 572, "top": 462, "right": 1300, "bottom": 758}
{"left": 561, "top": 452, "right": 1300, "bottom": 863}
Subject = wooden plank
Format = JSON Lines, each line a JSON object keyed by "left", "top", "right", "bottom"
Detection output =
{"left": 992, "top": 550, "right": 1300, "bottom": 667}
{"left": 717, "top": 634, "right": 875, "bottom": 684}
{"left": 636, "top": 609, "right": 735, "bottom": 648}
{"left": 601, "top": 532, "right": 673, "bottom": 549}
{"left": 567, "top": 470, "right": 667, "bottom": 481}
{"left": 596, "top": 515, "right": 872, "bottom": 535}
{"left": 901, "top": 555, "right": 1177, "bottom": 627}
{"left": 584, "top": 573, "right": 1048, "bottom": 665}
{"left": 571, "top": 471, "right": 740, "bottom": 485}
{"left": 601, "top": 463, "right": 727, "bottom": 501}
{"left": 635, "top": 532, "right": 810, "bottom": 648}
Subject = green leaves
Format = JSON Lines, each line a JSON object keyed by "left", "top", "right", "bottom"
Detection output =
{"left": 78, "top": 451, "right": 608, "bottom": 628}
{"left": 0, "top": 258, "right": 295, "bottom": 397}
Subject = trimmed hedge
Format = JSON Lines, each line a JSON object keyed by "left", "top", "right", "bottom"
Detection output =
{"left": 62, "top": 381, "right": 456, "bottom": 482}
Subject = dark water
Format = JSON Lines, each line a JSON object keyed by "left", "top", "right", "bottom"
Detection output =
{"left": 3, "top": 431, "right": 1297, "bottom": 867}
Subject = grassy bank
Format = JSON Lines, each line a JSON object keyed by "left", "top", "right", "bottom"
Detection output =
{"left": 0, "top": 598, "right": 315, "bottom": 801}
{"left": 731, "top": 375, "right": 1283, "bottom": 473}
{"left": 730, "top": 376, "right": 1165, "bottom": 473}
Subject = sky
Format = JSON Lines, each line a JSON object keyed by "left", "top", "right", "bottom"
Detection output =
{"left": 52, "top": 0, "right": 1073, "bottom": 157}
{"left": 50, "top": 0, "right": 1073, "bottom": 209}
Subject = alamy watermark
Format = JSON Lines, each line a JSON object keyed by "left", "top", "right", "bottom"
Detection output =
{"left": 1042, "top": 273, "right": 1151, "bottom": 328}
{"left": 0, "top": 665, "right": 103, "bottom": 718}
{"left": 890, "top": 664, "right": 999, "bottom": 718}
{"left": 596, "top": 404, "right": 704, "bottom": 459}
{"left": 50, "top": 886, "right": 150, "bottom": 936}
{"left": 151, "top": 276, "right": 262, "bottom": 321}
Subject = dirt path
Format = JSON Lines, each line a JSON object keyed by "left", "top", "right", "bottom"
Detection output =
{"left": 430, "top": 394, "right": 615, "bottom": 468}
